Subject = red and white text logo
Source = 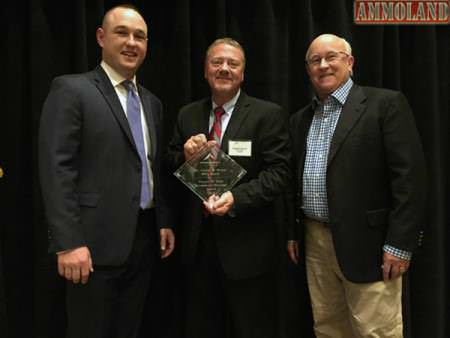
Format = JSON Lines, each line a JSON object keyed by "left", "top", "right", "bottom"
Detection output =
{"left": 354, "top": 0, "right": 450, "bottom": 24}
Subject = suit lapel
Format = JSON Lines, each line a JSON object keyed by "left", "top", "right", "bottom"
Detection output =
{"left": 139, "top": 88, "right": 157, "bottom": 161}
{"left": 221, "top": 92, "right": 250, "bottom": 153}
{"left": 327, "top": 85, "right": 366, "bottom": 166}
{"left": 202, "top": 99, "right": 212, "bottom": 136}
{"left": 91, "top": 66, "right": 138, "bottom": 155}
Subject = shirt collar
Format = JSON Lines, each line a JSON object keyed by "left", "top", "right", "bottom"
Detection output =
{"left": 212, "top": 89, "right": 241, "bottom": 115}
{"left": 101, "top": 60, "right": 137, "bottom": 88}
{"left": 312, "top": 77, "right": 353, "bottom": 109}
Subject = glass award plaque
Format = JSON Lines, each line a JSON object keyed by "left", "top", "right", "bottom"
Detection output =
{"left": 174, "top": 143, "right": 247, "bottom": 202}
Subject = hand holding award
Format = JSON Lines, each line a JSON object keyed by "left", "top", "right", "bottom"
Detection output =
{"left": 174, "top": 141, "right": 246, "bottom": 206}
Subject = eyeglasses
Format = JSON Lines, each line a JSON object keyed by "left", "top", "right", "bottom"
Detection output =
{"left": 306, "top": 51, "right": 350, "bottom": 67}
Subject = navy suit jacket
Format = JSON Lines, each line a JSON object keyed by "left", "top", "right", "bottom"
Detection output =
{"left": 289, "top": 84, "right": 427, "bottom": 283}
{"left": 39, "top": 66, "right": 172, "bottom": 266}
{"left": 166, "top": 92, "right": 292, "bottom": 280}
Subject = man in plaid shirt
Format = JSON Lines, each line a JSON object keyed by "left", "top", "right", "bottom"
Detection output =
{"left": 287, "top": 34, "right": 426, "bottom": 338}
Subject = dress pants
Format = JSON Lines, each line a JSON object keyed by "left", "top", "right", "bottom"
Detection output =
{"left": 184, "top": 218, "right": 277, "bottom": 338}
{"left": 65, "top": 209, "right": 157, "bottom": 338}
{"left": 305, "top": 218, "right": 403, "bottom": 338}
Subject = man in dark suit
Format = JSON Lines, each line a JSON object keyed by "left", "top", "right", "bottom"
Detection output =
{"left": 39, "top": 5, "right": 174, "bottom": 338}
{"left": 287, "top": 34, "right": 426, "bottom": 338}
{"left": 166, "top": 38, "right": 291, "bottom": 338}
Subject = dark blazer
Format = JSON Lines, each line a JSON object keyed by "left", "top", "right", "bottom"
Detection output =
{"left": 289, "top": 84, "right": 427, "bottom": 283}
{"left": 166, "top": 92, "right": 292, "bottom": 280}
{"left": 39, "top": 66, "right": 172, "bottom": 266}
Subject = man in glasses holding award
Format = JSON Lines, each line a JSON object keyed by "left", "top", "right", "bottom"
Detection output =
{"left": 166, "top": 38, "right": 291, "bottom": 338}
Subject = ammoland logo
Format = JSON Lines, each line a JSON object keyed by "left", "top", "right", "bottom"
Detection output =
{"left": 354, "top": 0, "right": 450, "bottom": 24}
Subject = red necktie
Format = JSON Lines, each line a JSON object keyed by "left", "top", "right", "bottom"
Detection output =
{"left": 209, "top": 106, "right": 225, "bottom": 144}
{"left": 204, "top": 106, "right": 225, "bottom": 215}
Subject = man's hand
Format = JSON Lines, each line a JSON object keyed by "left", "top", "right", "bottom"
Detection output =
{"left": 160, "top": 228, "right": 175, "bottom": 259}
{"left": 287, "top": 240, "right": 299, "bottom": 265}
{"left": 203, "top": 191, "right": 234, "bottom": 216}
{"left": 57, "top": 246, "right": 93, "bottom": 284}
{"left": 382, "top": 251, "right": 410, "bottom": 282}
{"left": 183, "top": 134, "right": 208, "bottom": 161}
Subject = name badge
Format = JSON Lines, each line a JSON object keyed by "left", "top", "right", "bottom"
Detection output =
{"left": 228, "top": 140, "right": 252, "bottom": 157}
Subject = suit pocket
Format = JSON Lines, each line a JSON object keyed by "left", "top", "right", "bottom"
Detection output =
{"left": 78, "top": 192, "right": 99, "bottom": 207}
{"left": 366, "top": 208, "right": 390, "bottom": 228}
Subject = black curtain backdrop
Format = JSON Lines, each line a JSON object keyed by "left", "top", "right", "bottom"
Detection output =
{"left": 2, "top": 1, "right": 449, "bottom": 338}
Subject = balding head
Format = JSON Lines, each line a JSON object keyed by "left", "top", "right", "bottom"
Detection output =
{"left": 305, "top": 34, "right": 354, "bottom": 100}
{"left": 305, "top": 34, "right": 352, "bottom": 61}
{"left": 102, "top": 4, "right": 146, "bottom": 30}
{"left": 96, "top": 5, "right": 148, "bottom": 79}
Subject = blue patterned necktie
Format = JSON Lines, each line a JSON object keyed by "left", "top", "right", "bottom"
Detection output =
{"left": 122, "top": 80, "right": 151, "bottom": 208}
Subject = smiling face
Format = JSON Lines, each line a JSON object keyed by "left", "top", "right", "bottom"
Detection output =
{"left": 96, "top": 7, "right": 148, "bottom": 79}
{"left": 204, "top": 43, "right": 245, "bottom": 105}
{"left": 306, "top": 35, "right": 354, "bottom": 100}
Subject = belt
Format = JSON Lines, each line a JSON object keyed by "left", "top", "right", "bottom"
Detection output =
{"left": 136, "top": 208, "right": 156, "bottom": 239}
{"left": 139, "top": 208, "right": 155, "bottom": 217}
{"left": 304, "top": 217, "right": 329, "bottom": 227}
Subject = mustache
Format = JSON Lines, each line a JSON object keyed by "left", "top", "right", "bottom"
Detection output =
{"left": 216, "top": 75, "right": 232, "bottom": 80}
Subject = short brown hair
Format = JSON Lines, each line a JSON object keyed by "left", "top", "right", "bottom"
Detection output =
{"left": 102, "top": 4, "right": 144, "bottom": 28}
{"left": 205, "top": 37, "right": 246, "bottom": 68}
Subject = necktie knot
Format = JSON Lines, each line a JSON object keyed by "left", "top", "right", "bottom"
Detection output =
{"left": 210, "top": 106, "right": 225, "bottom": 143}
{"left": 122, "top": 80, "right": 134, "bottom": 93}
{"left": 214, "top": 106, "right": 225, "bottom": 120}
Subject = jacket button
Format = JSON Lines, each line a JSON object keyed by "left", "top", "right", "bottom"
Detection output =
{"left": 132, "top": 195, "right": 139, "bottom": 202}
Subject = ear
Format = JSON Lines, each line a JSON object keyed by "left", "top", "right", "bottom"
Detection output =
{"left": 306, "top": 63, "right": 312, "bottom": 78}
{"left": 96, "top": 28, "right": 105, "bottom": 48}
{"left": 347, "top": 55, "right": 355, "bottom": 74}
